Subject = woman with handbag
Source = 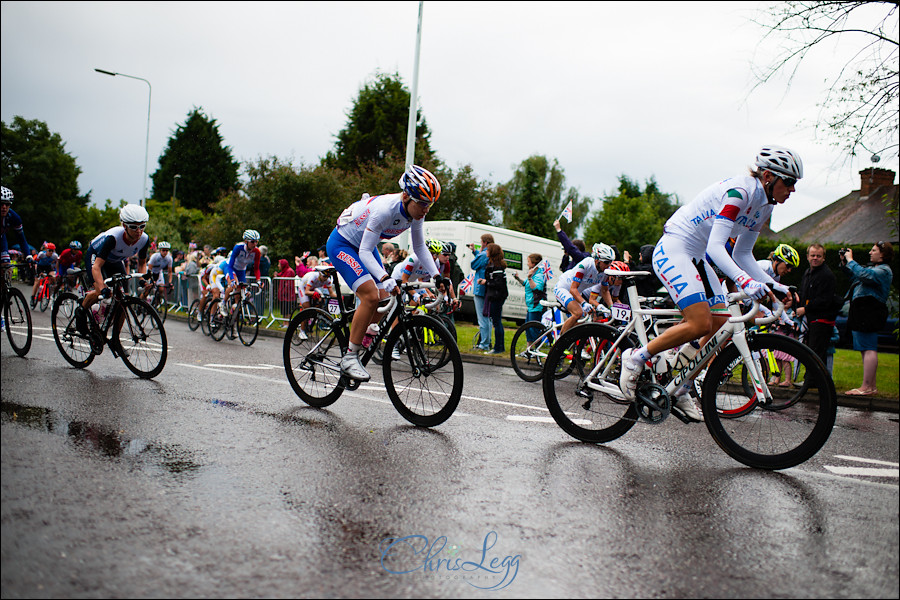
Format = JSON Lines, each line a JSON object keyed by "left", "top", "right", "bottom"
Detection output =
{"left": 513, "top": 253, "right": 546, "bottom": 343}
{"left": 840, "top": 242, "right": 894, "bottom": 396}
{"left": 479, "top": 243, "right": 509, "bottom": 355}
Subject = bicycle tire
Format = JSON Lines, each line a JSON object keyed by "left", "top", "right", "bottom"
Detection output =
{"left": 209, "top": 305, "right": 229, "bottom": 341}
{"left": 383, "top": 315, "right": 462, "bottom": 427}
{"left": 200, "top": 301, "right": 213, "bottom": 336}
{"left": 39, "top": 281, "right": 52, "bottom": 312}
{"left": 542, "top": 323, "right": 638, "bottom": 443}
{"left": 114, "top": 296, "right": 167, "bottom": 379}
{"left": 5, "top": 287, "right": 33, "bottom": 357}
{"left": 702, "top": 333, "right": 836, "bottom": 470}
{"left": 510, "top": 321, "right": 553, "bottom": 382}
{"left": 187, "top": 300, "right": 202, "bottom": 331}
{"left": 237, "top": 301, "right": 259, "bottom": 346}
{"left": 51, "top": 292, "right": 93, "bottom": 368}
{"left": 150, "top": 288, "right": 168, "bottom": 323}
{"left": 283, "top": 308, "right": 346, "bottom": 407}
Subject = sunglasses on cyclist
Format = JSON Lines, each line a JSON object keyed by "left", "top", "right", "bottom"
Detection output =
{"left": 779, "top": 176, "right": 797, "bottom": 188}
{"left": 124, "top": 223, "right": 147, "bottom": 231}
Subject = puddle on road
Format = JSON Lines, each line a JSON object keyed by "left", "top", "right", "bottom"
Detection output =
{"left": 1, "top": 401, "right": 203, "bottom": 481}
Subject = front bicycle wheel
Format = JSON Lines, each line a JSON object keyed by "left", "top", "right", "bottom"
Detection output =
{"left": 5, "top": 287, "right": 33, "bottom": 357}
{"left": 208, "top": 307, "right": 228, "bottom": 341}
{"left": 39, "top": 284, "right": 52, "bottom": 312}
{"left": 542, "top": 323, "right": 637, "bottom": 443}
{"left": 116, "top": 297, "right": 167, "bottom": 379}
{"left": 150, "top": 288, "right": 168, "bottom": 323}
{"left": 740, "top": 345, "right": 809, "bottom": 410}
{"left": 702, "top": 333, "right": 836, "bottom": 470}
{"left": 51, "top": 292, "right": 94, "bottom": 368}
{"left": 283, "top": 308, "right": 346, "bottom": 407}
{"left": 383, "top": 315, "right": 463, "bottom": 427}
{"left": 510, "top": 321, "right": 552, "bottom": 382}
{"left": 187, "top": 300, "right": 202, "bottom": 331}
{"left": 237, "top": 301, "right": 259, "bottom": 346}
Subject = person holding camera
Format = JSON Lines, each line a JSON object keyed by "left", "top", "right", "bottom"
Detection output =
{"left": 840, "top": 242, "right": 894, "bottom": 396}
{"left": 795, "top": 243, "right": 839, "bottom": 363}
{"left": 469, "top": 234, "right": 494, "bottom": 351}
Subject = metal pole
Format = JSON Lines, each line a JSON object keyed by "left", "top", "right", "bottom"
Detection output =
{"left": 95, "top": 68, "right": 152, "bottom": 206}
{"left": 405, "top": 1, "right": 424, "bottom": 170}
{"left": 172, "top": 174, "right": 181, "bottom": 209}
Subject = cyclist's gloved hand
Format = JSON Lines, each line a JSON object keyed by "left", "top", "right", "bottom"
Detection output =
{"left": 99, "top": 287, "right": 112, "bottom": 299}
{"left": 772, "top": 282, "right": 790, "bottom": 297}
{"left": 736, "top": 275, "right": 768, "bottom": 301}
{"left": 581, "top": 301, "right": 593, "bottom": 315}
{"left": 382, "top": 277, "right": 397, "bottom": 295}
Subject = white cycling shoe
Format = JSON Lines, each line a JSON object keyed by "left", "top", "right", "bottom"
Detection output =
{"left": 673, "top": 394, "right": 702, "bottom": 422}
{"left": 340, "top": 353, "right": 370, "bottom": 382}
{"left": 619, "top": 349, "right": 643, "bottom": 400}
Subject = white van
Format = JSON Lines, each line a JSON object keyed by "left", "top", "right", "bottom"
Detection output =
{"left": 392, "top": 221, "right": 566, "bottom": 321}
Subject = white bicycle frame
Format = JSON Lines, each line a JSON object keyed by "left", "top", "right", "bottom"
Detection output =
{"left": 584, "top": 269, "right": 783, "bottom": 405}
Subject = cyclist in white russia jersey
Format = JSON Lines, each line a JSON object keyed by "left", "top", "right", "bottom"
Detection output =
{"left": 619, "top": 146, "right": 803, "bottom": 422}
{"left": 326, "top": 165, "right": 450, "bottom": 382}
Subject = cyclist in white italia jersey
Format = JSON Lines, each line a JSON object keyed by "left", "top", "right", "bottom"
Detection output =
{"left": 326, "top": 165, "right": 450, "bottom": 382}
{"left": 619, "top": 145, "right": 803, "bottom": 421}
{"left": 553, "top": 242, "right": 615, "bottom": 335}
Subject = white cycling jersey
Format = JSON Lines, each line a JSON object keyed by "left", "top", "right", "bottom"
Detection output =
{"left": 335, "top": 192, "right": 435, "bottom": 282}
{"left": 391, "top": 252, "right": 440, "bottom": 282}
{"left": 148, "top": 252, "right": 173, "bottom": 274}
{"left": 756, "top": 259, "right": 779, "bottom": 282}
{"left": 554, "top": 257, "right": 608, "bottom": 296}
{"left": 299, "top": 270, "right": 333, "bottom": 294}
{"left": 88, "top": 226, "right": 149, "bottom": 264}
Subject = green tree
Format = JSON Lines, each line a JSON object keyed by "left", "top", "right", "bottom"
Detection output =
{"left": 324, "top": 71, "right": 438, "bottom": 172}
{"left": 583, "top": 175, "right": 679, "bottom": 256}
{"left": 0, "top": 116, "right": 89, "bottom": 249}
{"left": 150, "top": 108, "right": 240, "bottom": 211}
{"left": 143, "top": 198, "right": 207, "bottom": 251}
{"left": 501, "top": 155, "right": 591, "bottom": 240}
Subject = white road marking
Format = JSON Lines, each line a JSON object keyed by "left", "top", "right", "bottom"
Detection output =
{"left": 205, "top": 363, "right": 276, "bottom": 370}
{"left": 823, "top": 466, "right": 899, "bottom": 478}
{"left": 833, "top": 455, "right": 899, "bottom": 467}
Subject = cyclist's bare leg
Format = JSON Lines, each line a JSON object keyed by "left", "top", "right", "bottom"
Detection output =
{"left": 350, "top": 279, "right": 387, "bottom": 346}
{"left": 560, "top": 299, "right": 585, "bottom": 335}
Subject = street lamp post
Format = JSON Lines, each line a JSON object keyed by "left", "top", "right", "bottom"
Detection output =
{"left": 172, "top": 174, "right": 181, "bottom": 209}
{"left": 95, "top": 68, "right": 152, "bottom": 207}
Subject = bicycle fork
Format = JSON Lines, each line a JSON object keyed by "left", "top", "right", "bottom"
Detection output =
{"left": 731, "top": 330, "right": 773, "bottom": 406}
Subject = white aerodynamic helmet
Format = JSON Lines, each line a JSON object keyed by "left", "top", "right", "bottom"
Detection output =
{"left": 755, "top": 145, "right": 803, "bottom": 181}
{"left": 119, "top": 203, "right": 150, "bottom": 224}
{"left": 591, "top": 243, "right": 615, "bottom": 262}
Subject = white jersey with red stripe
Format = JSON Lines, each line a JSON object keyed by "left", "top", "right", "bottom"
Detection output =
{"left": 391, "top": 252, "right": 442, "bottom": 282}
{"left": 336, "top": 193, "right": 414, "bottom": 247}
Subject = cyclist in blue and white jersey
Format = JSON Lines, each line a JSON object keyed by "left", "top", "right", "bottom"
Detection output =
{"left": 553, "top": 242, "right": 615, "bottom": 335}
{"left": 619, "top": 145, "right": 803, "bottom": 421}
{"left": 197, "top": 256, "right": 227, "bottom": 317}
{"left": 326, "top": 165, "right": 448, "bottom": 382}
{"left": 218, "top": 230, "right": 262, "bottom": 316}
{"left": 141, "top": 241, "right": 173, "bottom": 302}
{"left": 76, "top": 205, "right": 151, "bottom": 350}
{"left": 0, "top": 186, "right": 30, "bottom": 266}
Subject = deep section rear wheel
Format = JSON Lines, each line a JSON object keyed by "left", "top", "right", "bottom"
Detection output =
{"left": 510, "top": 321, "right": 552, "bottom": 382}
{"left": 51, "top": 292, "right": 94, "bottom": 368}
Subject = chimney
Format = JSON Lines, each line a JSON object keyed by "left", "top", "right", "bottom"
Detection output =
{"left": 859, "top": 168, "right": 896, "bottom": 197}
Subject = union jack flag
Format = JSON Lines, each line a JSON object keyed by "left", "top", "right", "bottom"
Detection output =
{"left": 540, "top": 259, "right": 554, "bottom": 281}
{"left": 458, "top": 272, "right": 475, "bottom": 295}
{"left": 561, "top": 200, "right": 573, "bottom": 222}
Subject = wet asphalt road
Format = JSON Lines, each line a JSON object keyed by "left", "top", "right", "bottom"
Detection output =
{"left": 1, "top": 305, "right": 898, "bottom": 598}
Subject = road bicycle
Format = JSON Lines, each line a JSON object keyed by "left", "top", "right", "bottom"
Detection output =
{"left": 509, "top": 300, "right": 601, "bottom": 382}
{"left": 283, "top": 266, "right": 463, "bottom": 427}
{"left": 32, "top": 271, "right": 56, "bottom": 312}
{"left": 51, "top": 272, "right": 167, "bottom": 379}
{"left": 541, "top": 269, "right": 836, "bottom": 470}
{"left": 372, "top": 292, "right": 458, "bottom": 365}
{"left": 187, "top": 289, "right": 215, "bottom": 333}
{"left": 1, "top": 263, "right": 33, "bottom": 357}
{"left": 207, "top": 281, "right": 260, "bottom": 346}
{"left": 142, "top": 279, "right": 170, "bottom": 323}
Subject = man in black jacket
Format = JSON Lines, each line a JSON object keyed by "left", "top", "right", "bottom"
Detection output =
{"left": 796, "top": 243, "right": 839, "bottom": 362}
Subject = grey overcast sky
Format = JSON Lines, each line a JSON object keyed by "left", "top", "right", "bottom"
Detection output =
{"left": 2, "top": 1, "right": 896, "bottom": 233}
